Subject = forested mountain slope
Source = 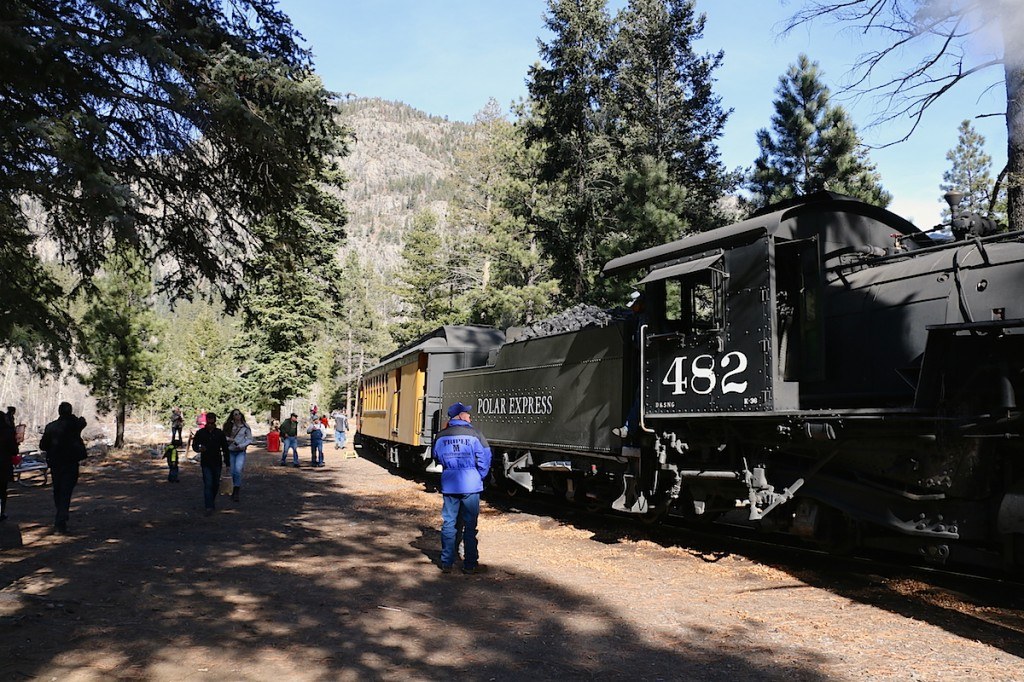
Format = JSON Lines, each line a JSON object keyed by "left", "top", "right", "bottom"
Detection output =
{"left": 335, "top": 98, "right": 472, "bottom": 270}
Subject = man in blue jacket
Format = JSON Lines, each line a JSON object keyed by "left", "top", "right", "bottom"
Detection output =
{"left": 433, "top": 402, "right": 491, "bottom": 574}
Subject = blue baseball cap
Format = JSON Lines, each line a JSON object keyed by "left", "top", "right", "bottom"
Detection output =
{"left": 447, "top": 402, "right": 472, "bottom": 419}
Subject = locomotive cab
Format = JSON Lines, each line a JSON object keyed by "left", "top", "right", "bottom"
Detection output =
{"left": 606, "top": 191, "right": 921, "bottom": 418}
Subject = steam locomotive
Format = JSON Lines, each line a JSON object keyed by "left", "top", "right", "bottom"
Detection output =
{"left": 357, "top": 192, "right": 1024, "bottom": 572}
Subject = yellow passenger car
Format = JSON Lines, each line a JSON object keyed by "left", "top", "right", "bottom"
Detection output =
{"left": 356, "top": 326, "right": 504, "bottom": 469}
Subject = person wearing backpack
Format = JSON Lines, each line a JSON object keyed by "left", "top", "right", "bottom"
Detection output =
{"left": 39, "top": 402, "right": 88, "bottom": 534}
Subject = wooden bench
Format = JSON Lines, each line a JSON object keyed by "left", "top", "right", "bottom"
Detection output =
{"left": 13, "top": 450, "right": 49, "bottom": 486}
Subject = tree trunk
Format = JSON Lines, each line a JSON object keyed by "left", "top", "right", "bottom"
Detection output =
{"left": 1005, "top": 60, "right": 1024, "bottom": 232}
{"left": 345, "top": 327, "right": 353, "bottom": 413}
{"left": 115, "top": 401, "right": 126, "bottom": 448}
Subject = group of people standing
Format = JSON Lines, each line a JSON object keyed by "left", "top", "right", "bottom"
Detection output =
{"left": 275, "top": 406, "right": 349, "bottom": 468}
{"left": 181, "top": 405, "right": 347, "bottom": 515}
{"left": 3, "top": 397, "right": 494, "bottom": 576}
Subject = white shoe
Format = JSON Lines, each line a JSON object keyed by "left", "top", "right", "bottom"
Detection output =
{"left": 612, "top": 426, "right": 628, "bottom": 438}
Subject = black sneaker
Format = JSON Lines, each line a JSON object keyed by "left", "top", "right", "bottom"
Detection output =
{"left": 440, "top": 564, "right": 453, "bottom": 574}
{"left": 462, "top": 564, "right": 487, "bottom": 575}
{"left": 278, "top": 461, "right": 287, "bottom": 466}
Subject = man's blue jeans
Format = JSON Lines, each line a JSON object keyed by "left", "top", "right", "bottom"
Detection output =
{"left": 201, "top": 463, "right": 221, "bottom": 510}
{"left": 281, "top": 436, "right": 298, "bottom": 463}
{"left": 229, "top": 451, "right": 246, "bottom": 486}
{"left": 334, "top": 430, "right": 346, "bottom": 448}
{"left": 441, "top": 492, "right": 480, "bottom": 569}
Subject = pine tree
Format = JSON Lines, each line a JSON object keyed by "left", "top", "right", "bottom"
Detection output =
{"left": 1, "top": 1, "right": 345, "bottom": 364}
{"left": 390, "top": 210, "right": 457, "bottom": 345}
{"left": 236, "top": 264, "right": 326, "bottom": 415}
{"left": 76, "top": 250, "right": 161, "bottom": 448}
{"left": 525, "top": 0, "right": 735, "bottom": 304}
{"left": 451, "top": 100, "right": 559, "bottom": 328}
{"left": 749, "top": 55, "right": 890, "bottom": 209}
{"left": 608, "top": 0, "right": 732, "bottom": 231}
{"left": 941, "top": 119, "right": 1007, "bottom": 223}
{"left": 526, "top": 0, "right": 617, "bottom": 304}
{"left": 148, "top": 301, "right": 243, "bottom": 421}
{"left": 326, "top": 250, "right": 392, "bottom": 413}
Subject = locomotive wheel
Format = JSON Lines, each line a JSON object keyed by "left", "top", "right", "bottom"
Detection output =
{"left": 640, "top": 498, "right": 671, "bottom": 525}
{"left": 503, "top": 477, "right": 521, "bottom": 497}
{"left": 816, "top": 507, "right": 858, "bottom": 556}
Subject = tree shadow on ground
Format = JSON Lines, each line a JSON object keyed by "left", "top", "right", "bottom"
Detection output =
{"left": 0, "top": 448, "right": 835, "bottom": 681}
{"left": 484, "top": 489, "right": 1024, "bottom": 660}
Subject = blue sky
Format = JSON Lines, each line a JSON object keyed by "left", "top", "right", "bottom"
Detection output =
{"left": 276, "top": 0, "right": 1009, "bottom": 228}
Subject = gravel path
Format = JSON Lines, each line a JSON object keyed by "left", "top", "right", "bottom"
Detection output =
{"left": 0, "top": 442, "right": 1021, "bottom": 681}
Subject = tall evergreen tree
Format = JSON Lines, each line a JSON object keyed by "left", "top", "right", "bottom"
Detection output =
{"left": 608, "top": 0, "right": 732, "bottom": 232}
{"left": 390, "top": 210, "right": 457, "bottom": 345}
{"left": 451, "top": 100, "right": 559, "bottom": 328}
{"left": 749, "top": 55, "right": 891, "bottom": 209}
{"left": 526, "top": 0, "right": 735, "bottom": 304}
{"left": 326, "top": 250, "right": 392, "bottom": 413}
{"left": 526, "top": 0, "right": 617, "bottom": 303}
{"left": 235, "top": 149, "right": 348, "bottom": 415}
{"left": 236, "top": 263, "right": 327, "bottom": 416}
{"left": 1, "top": 0, "right": 343, "bottom": 366}
{"left": 148, "top": 301, "right": 243, "bottom": 420}
{"left": 76, "top": 250, "right": 161, "bottom": 448}
{"left": 941, "top": 119, "right": 1007, "bottom": 223}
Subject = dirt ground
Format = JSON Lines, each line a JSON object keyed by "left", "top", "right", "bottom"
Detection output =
{"left": 1, "top": 436, "right": 1023, "bottom": 681}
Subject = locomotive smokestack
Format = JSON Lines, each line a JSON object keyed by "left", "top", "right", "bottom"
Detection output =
{"left": 944, "top": 191, "right": 964, "bottom": 214}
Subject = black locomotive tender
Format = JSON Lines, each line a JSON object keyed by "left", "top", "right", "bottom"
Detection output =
{"left": 357, "top": 192, "right": 1024, "bottom": 571}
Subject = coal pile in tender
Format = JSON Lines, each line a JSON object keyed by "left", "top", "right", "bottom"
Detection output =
{"left": 513, "top": 304, "right": 629, "bottom": 341}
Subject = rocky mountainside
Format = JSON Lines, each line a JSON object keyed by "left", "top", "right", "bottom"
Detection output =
{"left": 334, "top": 98, "right": 473, "bottom": 273}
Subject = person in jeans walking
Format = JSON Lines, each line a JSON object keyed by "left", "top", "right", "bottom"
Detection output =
{"left": 192, "top": 412, "right": 229, "bottom": 516}
{"left": 278, "top": 413, "right": 300, "bottom": 467}
{"left": 224, "top": 409, "right": 253, "bottom": 501}
{"left": 432, "top": 402, "right": 492, "bottom": 574}
{"left": 307, "top": 418, "right": 325, "bottom": 467}
{"left": 330, "top": 407, "right": 349, "bottom": 451}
